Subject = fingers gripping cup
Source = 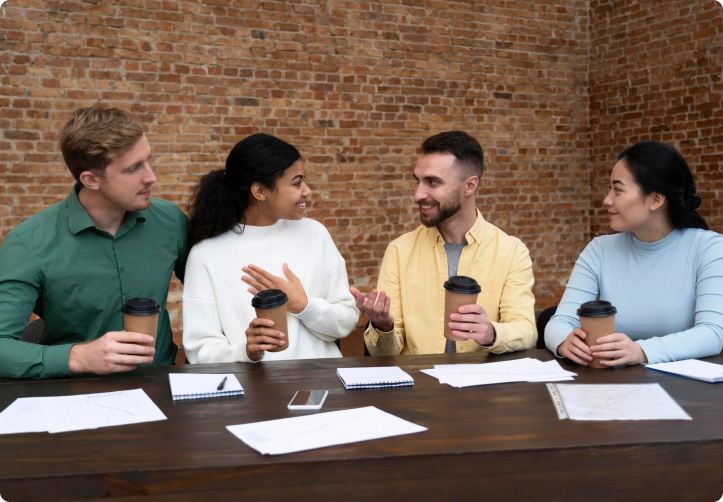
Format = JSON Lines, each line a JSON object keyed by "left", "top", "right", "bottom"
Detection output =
{"left": 577, "top": 300, "right": 617, "bottom": 369}
{"left": 122, "top": 298, "right": 162, "bottom": 358}
{"left": 443, "top": 276, "right": 482, "bottom": 342}
{"left": 252, "top": 289, "right": 289, "bottom": 353}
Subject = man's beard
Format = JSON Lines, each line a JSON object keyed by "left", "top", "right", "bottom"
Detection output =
{"left": 419, "top": 199, "right": 462, "bottom": 228}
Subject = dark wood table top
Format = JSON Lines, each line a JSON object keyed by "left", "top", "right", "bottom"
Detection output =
{"left": 1, "top": 349, "right": 722, "bottom": 501}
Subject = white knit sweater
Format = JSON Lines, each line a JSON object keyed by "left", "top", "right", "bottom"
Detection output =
{"left": 182, "top": 218, "right": 359, "bottom": 364}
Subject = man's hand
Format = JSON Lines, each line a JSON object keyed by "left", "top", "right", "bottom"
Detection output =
{"left": 590, "top": 333, "right": 648, "bottom": 366}
{"left": 242, "top": 264, "right": 308, "bottom": 314}
{"left": 350, "top": 287, "right": 394, "bottom": 332}
{"left": 557, "top": 328, "right": 593, "bottom": 366}
{"left": 68, "top": 331, "right": 155, "bottom": 375}
{"left": 245, "top": 317, "right": 285, "bottom": 361}
{"left": 448, "top": 304, "right": 496, "bottom": 346}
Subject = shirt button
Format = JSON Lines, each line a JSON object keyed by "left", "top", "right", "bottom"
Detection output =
{"left": 437, "top": 351, "right": 441, "bottom": 354}
{"left": 440, "top": 318, "right": 444, "bottom": 322}
{"left": 120, "top": 267, "right": 125, "bottom": 272}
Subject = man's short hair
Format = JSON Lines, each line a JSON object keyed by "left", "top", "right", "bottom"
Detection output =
{"left": 60, "top": 107, "right": 144, "bottom": 182}
{"left": 420, "top": 131, "right": 484, "bottom": 179}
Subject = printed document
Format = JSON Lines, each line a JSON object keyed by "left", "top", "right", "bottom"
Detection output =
{"left": 227, "top": 406, "right": 427, "bottom": 455}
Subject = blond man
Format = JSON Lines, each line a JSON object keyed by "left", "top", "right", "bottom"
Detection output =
{"left": 0, "top": 108, "right": 188, "bottom": 378}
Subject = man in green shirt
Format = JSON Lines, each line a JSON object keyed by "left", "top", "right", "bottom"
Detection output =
{"left": 0, "top": 108, "right": 188, "bottom": 379}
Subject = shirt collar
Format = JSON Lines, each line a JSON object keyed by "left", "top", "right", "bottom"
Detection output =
{"left": 67, "top": 183, "right": 147, "bottom": 236}
{"left": 427, "top": 209, "right": 486, "bottom": 247}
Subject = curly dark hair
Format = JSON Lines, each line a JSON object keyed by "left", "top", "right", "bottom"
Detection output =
{"left": 186, "top": 133, "right": 302, "bottom": 251}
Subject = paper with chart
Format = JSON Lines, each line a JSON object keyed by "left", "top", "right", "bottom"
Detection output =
{"left": 227, "top": 406, "right": 427, "bottom": 455}
{"left": 552, "top": 384, "right": 691, "bottom": 421}
{"left": 40, "top": 389, "right": 166, "bottom": 433}
{"left": 421, "top": 358, "right": 576, "bottom": 388}
{"left": 0, "top": 398, "right": 47, "bottom": 434}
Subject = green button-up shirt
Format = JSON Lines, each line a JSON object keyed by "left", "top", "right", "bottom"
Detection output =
{"left": 0, "top": 185, "right": 188, "bottom": 378}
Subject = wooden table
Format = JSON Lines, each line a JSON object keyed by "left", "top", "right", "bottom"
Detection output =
{"left": 1, "top": 350, "right": 722, "bottom": 501}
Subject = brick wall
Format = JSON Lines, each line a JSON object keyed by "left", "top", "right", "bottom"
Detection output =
{"left": 7, "top": 0, "right": 718, "bottom": 347}
{"left": 589, "top": 0, "right": 723, "bottom": 237}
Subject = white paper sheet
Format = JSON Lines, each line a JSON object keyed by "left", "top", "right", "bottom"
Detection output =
{"left": 646, "top": 359, "right": 723, "bottom": 383}
{"left": 40, "top": 389, "right": 167, "bottom": 433}
{"left": 422, "top": 358, "right": 576, "bottom": 388}
{"left": 169, "top": 373, "right": 244, "bottom": 400}
{"left": 227, "top": 406, "right": 427, "bottom": 455}
{"left": 0, "top": 398, "right": 47, "bottom": 434}
{"left": 554, "top": 384, "right": 691, "bottom": 421}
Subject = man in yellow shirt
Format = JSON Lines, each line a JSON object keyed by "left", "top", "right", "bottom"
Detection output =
{"left": 350, "top": 131, "right": 536, "bottom": 355}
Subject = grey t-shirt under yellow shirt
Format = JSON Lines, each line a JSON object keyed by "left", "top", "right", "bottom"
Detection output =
{"left": 444, "top": 242, "right": 467, "bottom": 353}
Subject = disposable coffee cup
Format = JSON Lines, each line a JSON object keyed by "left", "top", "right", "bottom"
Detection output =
{"left": 252, "top": 289, "right": 289, "bottom": 353}
{"left": 443, "top": 276, "right": 482, "bottom": 342}
{"left": 122, "top": 297, "right": 161, "bottom": 356}
{"left": 577, "top": 300, "right": 617, "bottom": 369}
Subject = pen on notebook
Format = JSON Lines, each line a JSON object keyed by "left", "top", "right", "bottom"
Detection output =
{"left": 217, "top": 376, "right": 228, "bottom": 391}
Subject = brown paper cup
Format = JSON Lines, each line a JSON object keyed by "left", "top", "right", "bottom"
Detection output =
{"left": 580, "top": 315, "right": 616, "bottom": 369}
{"left": 123, "top": 312, "right": 159, "bottom": 350}
{"left": 255, "top": 304, "right": 289, "bottom": 352}
{"left": 444, "top": 290, "right": 479, "bottom": 342}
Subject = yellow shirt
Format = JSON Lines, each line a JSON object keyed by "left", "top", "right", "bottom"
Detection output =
{"left": 364, "top": 210, "right": 537, "bottom": 355}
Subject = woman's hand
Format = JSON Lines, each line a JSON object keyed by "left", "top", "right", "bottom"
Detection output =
{"left": 557, "top": 327, "right": 593, "bottom": 366}
{"left": 590, "top": 333, "right": 648, "bottom": 367}
{"left": 242, "top": 263, "right": 308, "bottom": 314}
{"left": 245, "top": 317, "right": 285, "bottom": 361}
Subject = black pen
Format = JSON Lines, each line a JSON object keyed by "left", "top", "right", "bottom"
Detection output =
{"left": 217, "top": 376, "right": 228, "bottom": 391}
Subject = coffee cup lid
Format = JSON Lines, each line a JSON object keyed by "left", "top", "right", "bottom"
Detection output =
{"left": 122, "top": 297, "right": 161, "bottom": 316}
{"left": 443, "top": 275, "right": 482, "bottom": 295}
{"left": 576, "top": 300, "right": 617, "bottom": 318}
{"left": 252, "top": 289, "right": 288, "bottom": 309}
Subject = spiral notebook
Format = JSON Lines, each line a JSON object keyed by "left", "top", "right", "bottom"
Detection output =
{"left": 646, "top": 359, "right": 723, "bottom": 383}
{"left": 168, "top": 373, "right": 244, "bottom": 400}
{"left": 336, "top": 367, "right": 414, "bottom": 389}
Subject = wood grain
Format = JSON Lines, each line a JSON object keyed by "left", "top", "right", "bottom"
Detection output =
{"left": 1, "top": 350, "right": 722, "bottom": 501}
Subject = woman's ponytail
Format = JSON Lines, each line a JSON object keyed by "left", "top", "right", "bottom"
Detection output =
{"left": 186, "top": 169, "right": 247, "bottom": 251}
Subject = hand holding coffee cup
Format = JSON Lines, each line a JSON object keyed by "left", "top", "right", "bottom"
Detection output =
{"left": 563, "top": 301, "right": 618, "bottom": 369}
{"left": 350, "top": 287, "right": 394, "bottom": 332}
{"left": 443, "top": 276, "right": 494, "bottom": 345}
{"left": 590, "top": 333, "right": 648, "bottom": 366}
{"left": 248, "top": 289, "right": 289, "bottom": 360}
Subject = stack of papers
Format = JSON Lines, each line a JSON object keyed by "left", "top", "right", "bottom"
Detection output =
{"left": 336, "top": 366, "right": 414, "bottom": 389}
{"left": 0, "top": 389, "right": 166, "bottom": 434}
{"left": 421, "top": 358, "right": 576, "bottom": 388}
{"left": 227, "top": 406, "right": 427, "bottom": 455}
{"left": 548, "top": 383, "right": 691, "bottom": 421}
{"left": 646, "top": 359, "right": 723, "bottom": 383}
{"left": 169, "top": 373, "right": 244, "bottom": 400}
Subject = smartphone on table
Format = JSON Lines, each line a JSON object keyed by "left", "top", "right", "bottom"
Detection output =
{"left": 287, "top": 390, "right": 328, "bottom": 410}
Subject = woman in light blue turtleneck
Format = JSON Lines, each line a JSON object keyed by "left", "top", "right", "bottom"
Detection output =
{"left": 545, "top": 141, "right": 723, "bottom": 366}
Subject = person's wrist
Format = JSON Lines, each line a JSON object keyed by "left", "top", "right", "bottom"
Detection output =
{"left": 289, "top": 297, "right": 308, "bottom": 315}
{"left": 372, "top": 319, "right": 394, "bottom": 332}
{"left": 246, "top": 345, "right": 263, "bottom": 362}
{"left": 476, "top": 324, "right": 496, "bottom": 346}
{"left": 68, "top": 344, "right": 86, "bottom": 374}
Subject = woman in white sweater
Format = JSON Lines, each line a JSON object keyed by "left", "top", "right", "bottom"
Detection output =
{"left": 183, "top": 133, "right": 359, "bottom": 364}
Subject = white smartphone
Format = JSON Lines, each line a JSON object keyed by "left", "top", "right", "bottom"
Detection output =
{"left": 287, "top": 390, "right": 328, "bottom": 410}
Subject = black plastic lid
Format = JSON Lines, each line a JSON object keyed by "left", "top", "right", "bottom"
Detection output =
{"left": 251, "top": 289, "right": 288, "bottom": 309}
{"left": 121, "top": 297, "right": 161, "bottom": 316}
{"left": 443, "top": 275, "right": 482, "bottom": 295}
{"left": 577, "top": 300, "right": 617, "bottom": 318}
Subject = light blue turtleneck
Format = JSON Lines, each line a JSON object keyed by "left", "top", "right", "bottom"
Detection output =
{"left": 545, "top": 228, "right": 723, "bottom": 364}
